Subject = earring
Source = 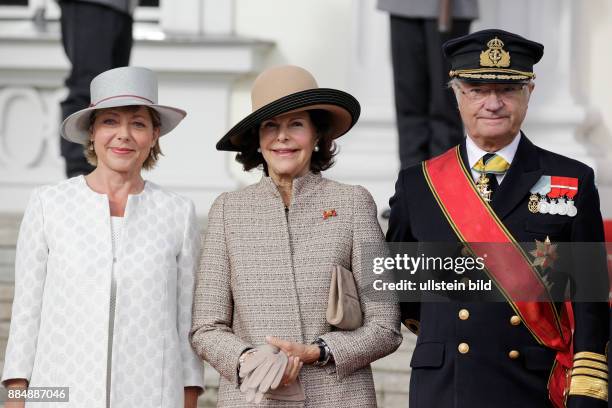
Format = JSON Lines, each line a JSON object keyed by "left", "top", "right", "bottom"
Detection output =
{"left": 149, "top": 149, "right": 154, "bottom": 158}
{"left": 88, "top": 141, "right": 94, "bottom": 151}
{"left": 314, "top": 145, "right": 319, "bottom": 152}
{"left": 257, "top": 147, "right": 261, "bottom": 153}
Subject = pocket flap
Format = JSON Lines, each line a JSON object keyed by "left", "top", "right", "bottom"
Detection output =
{"left": 522, "top": 346, "right": 555, "bottom": 370}
{"left": 410, "top": 342, "right": 445, "bottom": 368}
{"left": 525, "top": 218, "right": 567, "bottom": 235}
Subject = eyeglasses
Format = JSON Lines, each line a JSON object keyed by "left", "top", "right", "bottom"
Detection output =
{"left": 455, "top": 83, "right": 527, "bottom": 103}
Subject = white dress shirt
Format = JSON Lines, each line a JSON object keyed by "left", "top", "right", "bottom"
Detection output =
{"left": 466, "top": 132, "right": 521, "bottom": 185}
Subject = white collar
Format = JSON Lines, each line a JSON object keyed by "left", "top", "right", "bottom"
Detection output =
{"left": 466, "top": 132, "right": 521, "bottom": 169}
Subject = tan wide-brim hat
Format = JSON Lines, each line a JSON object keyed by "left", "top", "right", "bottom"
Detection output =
{"left": 216, "top": 65, "right": 360, "bottom": 152}
{"left": 60, "top": 66, "right": 187, "bottom": 145}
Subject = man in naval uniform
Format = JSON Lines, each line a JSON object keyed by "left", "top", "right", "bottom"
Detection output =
{"left": 387, "top": 29, "right": 609, "bottom": 408}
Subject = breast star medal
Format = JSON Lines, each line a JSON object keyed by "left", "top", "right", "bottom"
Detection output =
{"left": 530, "top": 236, "right": 558, "bottom": 270}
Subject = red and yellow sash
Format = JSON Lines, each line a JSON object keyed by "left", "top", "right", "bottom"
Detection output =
{"left": 423, "top": 146, "right": 573, "bottom": 408}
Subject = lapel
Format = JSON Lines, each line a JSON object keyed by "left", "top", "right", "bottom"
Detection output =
{"left": 491, "top": 132, "right": 543, "bottom": 219}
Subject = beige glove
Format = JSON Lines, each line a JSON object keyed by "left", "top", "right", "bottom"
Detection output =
{"left": 240, "top": 345, "right": 287, "bottom": 403}
{"left": 239, "top": 345, "right": 304, "bottom": 404}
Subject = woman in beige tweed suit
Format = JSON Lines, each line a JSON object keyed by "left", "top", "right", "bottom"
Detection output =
{"left": 191, "top": 65, "right": 402, "bottom": 407}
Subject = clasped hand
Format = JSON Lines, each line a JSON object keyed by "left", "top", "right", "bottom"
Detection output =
{"left": 238, "top": 337, "right": 320, "bottom": 403}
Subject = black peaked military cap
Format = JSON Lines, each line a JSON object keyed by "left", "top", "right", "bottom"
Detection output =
{"left": 443, "top": 29, "right": 544, "bottom": 83}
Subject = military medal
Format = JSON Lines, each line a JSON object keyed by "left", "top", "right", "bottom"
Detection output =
{"left": 548, "top": 199, "right": 558, "bottom": 215}
{"left": 529, "top": 175, "right": 551, "bottom": 214}
{"left": 556, "top": 198, "right": 568, "bottom": 215}
{"left": 547, "top": 179, "right": 561, "bottom": 215}
{"left": 476, "top": 173, "right": 492, "bottom": 202}
{"left": 528, "top": 194, "right": 540, "bottom": 213}
{"left": 552, "top": 177, "right": 569, "bottom": 215}
{"left": 567, "top": 201, "right": 577, "bottom": 217}
{"left": 565, "top": 177, "right": 579, "bottom": 217}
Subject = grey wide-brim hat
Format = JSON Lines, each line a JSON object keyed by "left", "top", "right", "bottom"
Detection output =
{"left": 60, "top": 66, "right": 187, "bottom": 145}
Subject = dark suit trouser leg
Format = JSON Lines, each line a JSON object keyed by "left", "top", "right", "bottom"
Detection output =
{"left": 389, "top": 16, "right": 472, "bottom": 169}
{"left": 390, "top": 16, "right": 430, "bottom": 169}
{"left": 424, "top": 19, "right": 471, "bottom": 158}
{"left": 59, "top": 1, "right": 133, "bottom": 177}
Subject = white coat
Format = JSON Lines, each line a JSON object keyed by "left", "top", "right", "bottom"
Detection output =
{"left": 2, "top": 176, "right": 204, "bottom": 407}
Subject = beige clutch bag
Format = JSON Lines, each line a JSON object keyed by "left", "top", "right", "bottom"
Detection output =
{"left": 326, "top": 265, "right": 363, "bottom": 330}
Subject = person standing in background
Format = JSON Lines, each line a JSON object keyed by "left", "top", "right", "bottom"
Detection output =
{"left": 377, "top": 0, "right": 479, "bottom": 170}
{"left": 58, "top": 0, "right": 138, "bottom": 177}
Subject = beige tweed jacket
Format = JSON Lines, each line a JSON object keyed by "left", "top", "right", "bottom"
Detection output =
{"left": 191, "top": 172, "right": 402, "bottom": 407}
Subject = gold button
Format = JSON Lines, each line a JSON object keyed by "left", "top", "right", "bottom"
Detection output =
{"left": 510, "top": 315, "right": 521, "bottom": 326}
{"left": 458, "top": 342, "right": 470, "bottom": 354}
{"left": 508, "top": 350, "right": 520, "bottom": 359}
{"left": 458, "top": 309, "right": 470, "bottom": 320}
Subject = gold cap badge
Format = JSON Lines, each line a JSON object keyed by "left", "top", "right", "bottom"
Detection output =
{"left": 480, "top": 37, "right": 511, "bottom": 68}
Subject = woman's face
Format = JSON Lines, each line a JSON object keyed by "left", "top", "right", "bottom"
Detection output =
{"left": 258, "top": 111, "right": 318, "bottom": 181}
{"left": 90, "top": 106, "right": 160, "bottom": 174}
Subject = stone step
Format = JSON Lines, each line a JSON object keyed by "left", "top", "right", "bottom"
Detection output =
{"left": 0, "top": 247, "right": 16, "bottom": 283}
{"left": 0, "top": 214, "right": 21, "bottom": 247}
{"left": 0, "top": 303, "right": 11, "bottom": 321}
{"left": 0, "top": 284, "right": 14, "bottom": 302}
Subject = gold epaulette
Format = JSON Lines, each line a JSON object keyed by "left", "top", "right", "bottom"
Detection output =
{"left": 568, "top": 351, "right": 608, "bottom": 401}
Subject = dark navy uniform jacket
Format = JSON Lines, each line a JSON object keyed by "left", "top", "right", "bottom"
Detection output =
{"left": 387, "top": 134, "right": 609, "bottom": 408}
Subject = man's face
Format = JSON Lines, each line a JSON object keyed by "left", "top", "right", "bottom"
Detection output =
{"left": 454, "top": 81, "right": 534, "bottom": 146}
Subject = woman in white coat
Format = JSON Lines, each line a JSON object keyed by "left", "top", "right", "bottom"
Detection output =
{"left": 2, "top": 66, "right": 204, "bottom": 408}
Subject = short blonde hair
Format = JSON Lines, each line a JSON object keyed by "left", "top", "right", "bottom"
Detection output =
{"left": 85, "top": 106, "right": 162, "bottom": 170}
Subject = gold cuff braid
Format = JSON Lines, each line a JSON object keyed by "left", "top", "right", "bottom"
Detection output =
{"left": 574, "top": 351, "right": 607, "bottom": 363}
{"left": 568, "top": 375, "right": 608, "bottom": 401}
{"left": 571, "top": 368, "right": 608, "bottom": 381}
{"left": 573, "top": 359, "right": 608, "bottom": 372}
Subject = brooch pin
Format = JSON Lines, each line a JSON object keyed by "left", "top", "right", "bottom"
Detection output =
{"left": 323, "top": 209, "right": 337, "bottom": 220}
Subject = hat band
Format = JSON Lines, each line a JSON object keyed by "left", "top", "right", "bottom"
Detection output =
{"left": 450, "top": 68, "right": 535, "bottom": 81}
{"left": 90, "top": 94, "right": 155, "bottom": 108}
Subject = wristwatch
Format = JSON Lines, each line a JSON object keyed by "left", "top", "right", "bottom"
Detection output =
{"left": 311, "top": 338, "right": 333, "bottom": 366}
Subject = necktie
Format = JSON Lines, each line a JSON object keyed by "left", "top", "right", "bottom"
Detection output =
{"left": 472, "top": 153, "right": 510, "bottom": 200}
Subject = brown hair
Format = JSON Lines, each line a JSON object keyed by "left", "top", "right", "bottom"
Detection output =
{"left": 85, "top": 106, "right": 162, "bottom": 170}
{"left": 235, "top": 109, "right": 336, "bottom": 174}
